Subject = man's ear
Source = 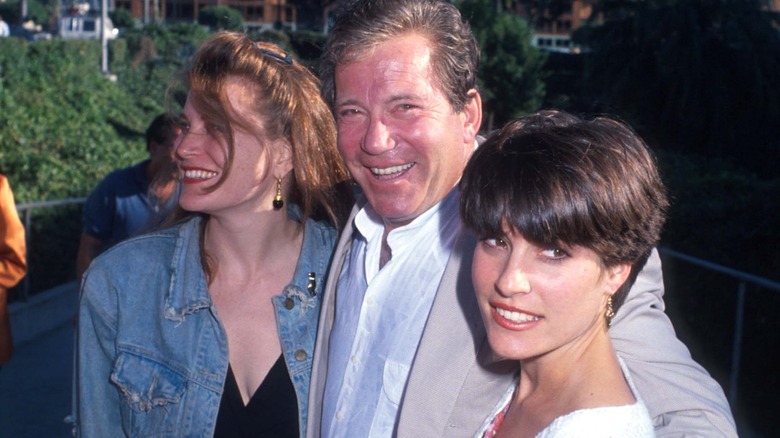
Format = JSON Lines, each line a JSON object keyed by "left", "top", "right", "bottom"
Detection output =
{"left": 461, "top": 89, "right": 483, "bottom": 144}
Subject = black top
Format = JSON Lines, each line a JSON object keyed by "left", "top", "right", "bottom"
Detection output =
{"left": 213, "top": 355, "right": 299, "bottom": 437}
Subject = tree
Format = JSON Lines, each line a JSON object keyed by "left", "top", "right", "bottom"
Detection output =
{"left": 0, "top": 0, "right": 48, "bottom": 27}
{"left": 459, "top": 0, "right": 547, "bottom": 131}
{"left": 198, "top": 6, "right": 244, "bottom": 32}
{"left": 575, "top": 0, "right": 780, "bottom": 175}
{"left": 110, "top": 8, "right": 136, "bottom": 29}
{"left": 497, "top": 0, "right": 574, "bottom": 26}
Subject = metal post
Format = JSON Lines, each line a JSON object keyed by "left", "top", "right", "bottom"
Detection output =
{"left": 101, "top": 0, "right": 109, "bottom": 75}
{"left": 728, "top": 282, "right": 747, "bottom": 404}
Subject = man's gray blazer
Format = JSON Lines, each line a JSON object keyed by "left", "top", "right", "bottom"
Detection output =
{"left": 307, "top": 201, "right": 737, "bottom": 437}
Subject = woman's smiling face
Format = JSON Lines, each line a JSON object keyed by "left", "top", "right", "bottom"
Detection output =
{"left": 472, "top": 225, "right": 627, "bottom": 362}
{"left": 174, "top": 78, "right": 289, "bottom": 217}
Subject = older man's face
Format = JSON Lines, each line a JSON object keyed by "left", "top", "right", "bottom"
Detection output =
{"left": 334, "top": 33, "right": 481, "bottom": 229}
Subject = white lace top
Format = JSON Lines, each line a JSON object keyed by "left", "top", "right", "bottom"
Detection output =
{"left": 474, "top": 356, "right": 654, "bottom": 438}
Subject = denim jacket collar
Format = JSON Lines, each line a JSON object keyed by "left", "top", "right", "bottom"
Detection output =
{"left": 162, "top": 212, "right": 333, "bottom": 323}
{"left": 164, "top": 216, "right": 211, "bottom": 323}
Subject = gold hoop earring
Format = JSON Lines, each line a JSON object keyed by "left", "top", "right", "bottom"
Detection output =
{"left": 605, "top": 296, "right": 615, "bottom": 327}
{"left": 273, "top": 177, "right": 284, "bottom": 210}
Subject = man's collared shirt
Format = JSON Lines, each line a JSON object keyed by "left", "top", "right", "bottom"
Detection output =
{"left": 322, "top": 188, "right": 462, "bottom": 437}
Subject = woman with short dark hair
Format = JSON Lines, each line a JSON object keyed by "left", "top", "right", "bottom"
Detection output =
{"left": 460, "top": 110, "right": 667, "bottom": 437}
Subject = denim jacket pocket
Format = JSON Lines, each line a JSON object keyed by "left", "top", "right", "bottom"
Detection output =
{"left": 111, "top": 350, "right": 189, "bottom": 436}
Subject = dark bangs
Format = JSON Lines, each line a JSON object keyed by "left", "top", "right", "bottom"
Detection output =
{"left": 460, "top": 130, "right": 609, "bottom": 253}
{"left": 462, "top": 110, "right": 668, "bottom": 312}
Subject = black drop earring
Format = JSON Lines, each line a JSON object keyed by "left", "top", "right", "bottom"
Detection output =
{"left": 273, "top": 177, "right": 284, "bottom": 210}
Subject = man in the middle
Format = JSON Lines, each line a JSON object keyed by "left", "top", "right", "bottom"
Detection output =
{"left": 309, "top": 1, "right": 735, "bottom": 437}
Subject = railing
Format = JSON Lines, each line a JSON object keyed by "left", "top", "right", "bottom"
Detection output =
{"left": 658, "top": 247, "right": 780, "bottom": 406}
{"left": 15, "top": 197, "right": 86, "bottom": 301}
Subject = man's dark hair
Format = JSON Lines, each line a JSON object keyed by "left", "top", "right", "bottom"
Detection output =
{"left": 145, "top": 113, "right": 181, "bottom": 151}
{"left": 320, "top": 0, "right": 479, "bottom": 113}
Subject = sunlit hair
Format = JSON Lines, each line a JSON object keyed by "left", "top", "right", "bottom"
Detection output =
{"left": 320, "top": 0, "right": 479, "bottom": 112}
{"left": 172, "top": 31, "right": 352, "bottom": 228}
{"left": 459, "top": 110, "right": 668, "bottom": 311}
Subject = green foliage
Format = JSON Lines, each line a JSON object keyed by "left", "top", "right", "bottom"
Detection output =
{"left": 658, "top": 151, "right": 780, "bottom": 281}
{"left": 0, "top": 26, "right": 209, "bottom": 292}
{"left": 110, "top": 8, "right": 136, "bottom": 29}
{"left": 499, "top": 0, "right": 575, "bottom": 27}
{"left": 116, "top": 23, "right": 210, "bottom": 111}
{"left": 287, "top": 30, "right": 327, "bottom": 64}
{"left": 0, "top": 3, "right": 15, "bottom": 23}
{"left": 198, "top": 6, "right": 244, "bottom": 31}
{"left": 575, "top": 0, "right": 780, "bottom": 176}
{"left": 1, "top": 38, "right": 146, "bottom": 201}
{"left": 654, "top": 149, "right": 780, "bottom": 435}
{"left": 0, "top": 0, "right": 48, "bottom": 26}
{"left": 459, "top": 0, "right": 547, "bottom": 131}
{"left": 565, "top": 4, "right": 780, "bottom": 428}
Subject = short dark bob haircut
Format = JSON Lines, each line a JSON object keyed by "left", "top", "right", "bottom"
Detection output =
{"left": 459, "top": 110, "right": 669, "bottom": 310}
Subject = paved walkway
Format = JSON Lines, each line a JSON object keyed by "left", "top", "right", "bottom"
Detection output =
{"left": 0, "top": 283, "right": 77, "bottom": 438}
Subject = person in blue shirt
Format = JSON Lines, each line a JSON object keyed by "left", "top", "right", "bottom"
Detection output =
{"left": 72, "top": 32, "right": 352, "bottom": 437}
{"left": 76, "top": 113, "right": 181, "bottom": 278}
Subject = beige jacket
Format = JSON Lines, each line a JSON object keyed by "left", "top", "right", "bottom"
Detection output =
{"left": 307, "top": 198, "right": 737, "bottom": 437}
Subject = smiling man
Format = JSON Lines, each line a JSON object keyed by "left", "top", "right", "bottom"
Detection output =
{"left": 307, "top": 0, "right": 737, "bottom": 437}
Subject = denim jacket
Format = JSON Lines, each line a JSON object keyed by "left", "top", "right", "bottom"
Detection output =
{"left": 72, "top": 214, "right": 336, "bottom": 437}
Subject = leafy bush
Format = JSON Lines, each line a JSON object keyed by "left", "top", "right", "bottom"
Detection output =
{"left": 0, "top": 0, "right": 48, "bottom": 27}
{"left": 654, "top": 149, "right": 780, "bottom": 436}
{"left": 198, "top": 6, "right": 244, "bottom": 31}
{"left": 110, "top": 8, "right": 136, "bottom": 29}
{"left": 287, "top": 30, "right": 327, "bottom": 64}
{"left": 658, "top": 151, "right": 780, "bottom": 281}
{"left": 458, "top": 0, "right": 547, "bottom": 131}
{"left": 1, "top": 38, "right": 148, "bottom": 201}
{"left": 0, "top": 26, "right": 207, "bottom": 294}
{"left": 576, "top": 0, "right": 780, "bottom": 177}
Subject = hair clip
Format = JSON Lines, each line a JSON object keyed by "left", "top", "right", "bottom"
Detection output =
{"left": 254, "top": 43, "right": 293, "bottom": 65}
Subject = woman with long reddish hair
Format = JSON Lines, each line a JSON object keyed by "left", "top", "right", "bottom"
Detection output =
{"left": 73, "top": 32, "right": 352, "bottom": 437}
